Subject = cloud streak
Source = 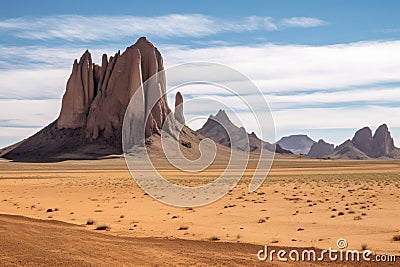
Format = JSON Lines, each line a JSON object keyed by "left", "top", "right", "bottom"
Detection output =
{"left": 1, "top": 39, "right": 399, "bottom": 146}
{"left": 0, "top": 14, "right": 326, "bottom": 41}
{"left": 281, "top": 17, "right": 327, "bottom": 28}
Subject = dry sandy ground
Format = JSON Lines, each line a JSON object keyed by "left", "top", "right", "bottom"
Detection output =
{"left": 0, "top": 156, "right": 399, "bottom": 266}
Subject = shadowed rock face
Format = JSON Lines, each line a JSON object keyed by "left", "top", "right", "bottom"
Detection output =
{"left": 352, "top": 127, "right": 374, "bottom": 157}
{"left": 197, "top": 109, "right": 291, "bottom": 154}
{"left": 2, "top": 37, "right": 182, "bottom": 162}
{"left": 329, "top": 124, "right": 399, "bottom": 159}
{"left": 372, "top": 124, "right": 395, "bottom": 157}
{"left": 307, "top": 139, "right": 334, "bottom": 158}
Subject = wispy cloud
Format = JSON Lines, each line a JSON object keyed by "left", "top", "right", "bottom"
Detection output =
{"left": 1, "top": 39, "right": 399, "bottom": 146}
{"left": 280, "top": 17, "right": 327, "bottom": 28}
{"left": 0, "top": 14, "right": 326, "bottom": 41}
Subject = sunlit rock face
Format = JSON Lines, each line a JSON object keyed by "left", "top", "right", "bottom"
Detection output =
{"left": 3, "top": 37, "right": 183, "bottom": 161}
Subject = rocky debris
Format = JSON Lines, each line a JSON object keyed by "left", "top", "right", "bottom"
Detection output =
{"left": 307, "top": 139, "right": 334, "bottom": 158}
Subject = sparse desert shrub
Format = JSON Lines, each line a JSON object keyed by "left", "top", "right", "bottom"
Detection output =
{"left": 338, "top": 212, "right": 345, "bottom": 216}
{"left": 178, "top": 226, "right": 189, "bottom": 230}
{"left": 95, "top": 224, "right": 110, "bottom": 230}
{"left": 86, "top": 219, "right": 94, "bottom": 225}
{"left": 393, "top": 235, "right": 400, "bottom": 241}
{"left": 361, "top": 244, "right": 368, "bottom": 251}
{"left": 46, "top": 208, "right": 53, "bottom": 213}
{"left": 258, "top": 218, "right": 266, "bottom": 223}
{"left": 210, "top": 236, "right": 220, "bottom": 241}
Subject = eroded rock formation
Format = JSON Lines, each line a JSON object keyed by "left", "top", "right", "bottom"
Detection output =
{"left": 329, "top": 124, "right": 400, "bottom": 159}
{"left": 197, "top": 109, "right": 291, "bottom": 154}
{"left": 2, "top": 37, "right": 183, "bottom": 161}
{"left": 174, "top": 92, "right": 185, "bottom": 125}
{"left": 307, "top": 139, "right": 334, "bottom": 158}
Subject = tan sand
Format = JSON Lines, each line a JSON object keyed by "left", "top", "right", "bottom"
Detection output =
{"left": 0, "top": 156, "right": 399, "bottom": 265}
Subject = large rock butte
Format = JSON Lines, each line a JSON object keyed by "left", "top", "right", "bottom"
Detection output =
{"left": 2, "top": 37, "right": 184, "bottom": 161}
{"left": 329, "top": 123, "right": 400, "bottom": 159}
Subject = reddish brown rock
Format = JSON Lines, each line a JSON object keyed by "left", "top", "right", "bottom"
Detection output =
{"left": 2, "top": 37, "right": 178, "bottom": 161}
{"left": 174, "top": 91, "right": 185, "bottom": 124}
{"left": 57, "top": 50, "right": 95, "bottom": 129}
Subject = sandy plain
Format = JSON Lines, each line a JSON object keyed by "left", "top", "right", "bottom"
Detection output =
{"left": 0, "top": 155, "right": 399, "bottom": 266}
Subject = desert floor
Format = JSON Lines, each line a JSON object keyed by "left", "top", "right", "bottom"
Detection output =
{"left": 0, "top": 156, "right": 399, "bottom": 265}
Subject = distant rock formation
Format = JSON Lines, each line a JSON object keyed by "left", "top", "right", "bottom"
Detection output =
{"left": 372, "top": 124, "right": 396, "bottom": 157}
{"left": 174, "top": 92, "right": 185, "bottom": 125}
{"left": 276, "top": 134, "right": 316, "bottom": 155}
{"left": 307, "top": 139, "right": 334, "bottom": 158}
{"left": 329, "top": 140, "right": 369, "bottom": 160}
{"left": 2, "top": 37, "right": 184, "bottom": 161}
{"left": 197, "top": 109, "right": 291, "bottom": 154}
{"left": 352, "top": 127, "right": 374, "bottom": 157}
{"left": 329, "top": 124, "right": 400, "bottom": 159}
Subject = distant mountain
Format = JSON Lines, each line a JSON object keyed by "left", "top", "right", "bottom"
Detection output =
{"left": 329, "top": 124, "right": 400, "bottom": 159}
{"left": 197, "top": 110, "right": 292, "bottom": 154}
{"left": 276, "top": 135, "right": 316, "bottom": 155}
{"left": 328, "top": 140, "right": 369, "bottom": 160}
{"left": 307, "top": 139, "right": 334, "bottom": 158}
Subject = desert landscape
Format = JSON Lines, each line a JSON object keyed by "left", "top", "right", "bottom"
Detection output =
{"left": 1, "top": 155, "right": 400, "bottom": 265}
{"left": 0, "top": 37, "right": 399, "bottom": 266}
{"left": 1, "top": 2, "right": 400, "bottom": 265}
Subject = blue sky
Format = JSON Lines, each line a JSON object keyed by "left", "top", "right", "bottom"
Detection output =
{"left": 1, "top": 0, "right": 400, "bottom": 147}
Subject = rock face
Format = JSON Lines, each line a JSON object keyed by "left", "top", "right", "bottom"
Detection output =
{"left": 307, "top": 139, "right": 334, "bottom": 158}
{"left": 329, "top": 124, "right": 400, "bottom": 159}
{"left": 329, "top": 140, "right": 369, "bottom": 160}
{"left": 197, "top": 109, "right": 291, "bottom": 154}
{"left": 58, "top": 37, "right": 170, "bottom": 142}
{"left": 372, "top": 124, "right": 395, "bottom": 157}
{"left": 174, "top": 92, "right": 185, "bottom": 125}
{"left": 2, "top": 37, "right": 181, "bottom": 161}
{"left": 276, "top": 135, "right": 316, "bottom": 155}
{"left": 352, "top": 127, "right": 374, "bottom": 157}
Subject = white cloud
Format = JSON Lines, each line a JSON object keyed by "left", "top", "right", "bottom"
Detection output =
{"left": 280, "top": 17, "right": 327, "bottom": 28}
{"left": 162, "top": 40, "right": 400, "bottom": 92}
{"left": 0, "top": 14, "right": 325, "bottom": 41}
{"left": 0, "top": 99, "right": 60, "bottom": 126}
{"left": 1, "top": 39, "right": 400, "bottom": 147}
